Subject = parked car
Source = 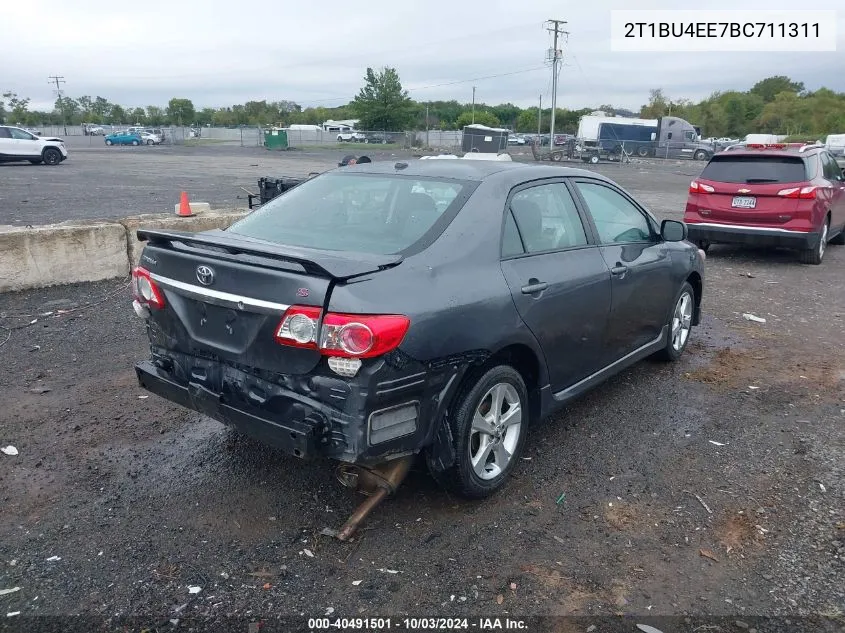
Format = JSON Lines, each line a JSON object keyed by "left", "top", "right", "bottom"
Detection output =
{"left": 105, "top": 131, "right": 143, "bottom": 146}
{"left": 87, "top": 125, "right": 105, "bottom": 136}
{"left": 554, "top": 134, "right": 574, "bottom": 146}
{"left": 24, "top": 127, "right": 42, "bottom": 136}
{"left": 0, "top": 125, "right": 68, "bottom": 165}
{"left": 139, "top": 131, "right": 162, "bottom": 145}
{"left": 132, "top": 160, "right": 704, "bottom": 500}
{"left": 337, "top": 131, "right": 366, "bottom": 142}
{"left": 507, "top": 135, "right": 526, "bottom": 145}
{"left": 685, "top": 143, "right": 845, "bottom": 264}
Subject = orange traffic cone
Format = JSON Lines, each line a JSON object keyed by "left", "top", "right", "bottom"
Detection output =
{"left": 177, "top": 191, "right": 194, "bottom": 217}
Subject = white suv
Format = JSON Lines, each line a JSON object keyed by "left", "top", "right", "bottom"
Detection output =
{"left": 0, "top": 125, "right": 68, "bottom": 165}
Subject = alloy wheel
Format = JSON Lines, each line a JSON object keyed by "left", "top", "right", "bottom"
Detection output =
{"left": 469, "top": 383, "right": 522, "bottom": 480}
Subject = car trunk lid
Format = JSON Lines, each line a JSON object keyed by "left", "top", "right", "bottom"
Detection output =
{"left": 136, "top": 228, "right": 402, "bottom": 375}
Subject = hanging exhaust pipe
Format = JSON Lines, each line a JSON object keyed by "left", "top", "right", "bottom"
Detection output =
{"left": 334, "top": 455, "right": 414, "bottom": 542}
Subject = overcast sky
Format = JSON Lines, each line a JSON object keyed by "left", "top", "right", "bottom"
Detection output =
{"left": 2, "top": 0, "right": 842, "bottom": 113}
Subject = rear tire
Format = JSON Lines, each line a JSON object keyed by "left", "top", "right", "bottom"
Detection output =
{"left": 131, "top": 140, "right": 139, "bottom": 146}
{"left": 655, "top": 282, "right": 695, "bottom": 362}
{"left": 551, "top": 151, "right": 563, "bottom": 162}
{"left": 799, "top": 218, "right": 828, "bottom": 265}
{"left": 42, "top": 148, "right": 62, "bottom": 166}
{"left": 637, "top": 145, "right": 650, "bottom": 157}
{"left": 430, "top": 365, "right": 528, "bottom": 500}
{"left": 589, "top": 155, "right": 599, "bottom": 164}
{"left": 697, "top": 240, "right": 711, "bottom": 253}
{"left": 146, "top": 139, "right": 153, "bottom": 145}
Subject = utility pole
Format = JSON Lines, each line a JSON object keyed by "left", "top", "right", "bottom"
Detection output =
{"left": 425, "top": 104, "right": 430, "bottom": 148}
{"left": 48, "top": 75, "right": 67, "bottom": 135}
{"left": 471, "top": 86, "right": 476, "bottom": 124}
{"left": 545, "top": 20, "right": 568, "bottom": 142}
{"left": 537, "top": 94, "right": 542, "bottom": 139}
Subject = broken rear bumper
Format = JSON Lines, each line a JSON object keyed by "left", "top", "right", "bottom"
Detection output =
{"left": 135, "top": 350, "right": 466, "bottom": 466}
{"left": 136, "top": 360, "right": 323, "bottom": 459}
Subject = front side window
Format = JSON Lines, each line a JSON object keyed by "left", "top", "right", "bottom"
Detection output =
{"left": 509, "top": 183, "right": 588, "bottom": 253}
{"left": 575, "top": 181, "right": 654, "bottom": 244}
{"left": 228, "top": 173, "right": 470, "bottom": 255}
{"left": 9, "top": 128, "right": 35, "bottom": 140}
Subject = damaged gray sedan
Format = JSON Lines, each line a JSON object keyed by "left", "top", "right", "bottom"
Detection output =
{"left": 131, "top": 159, "right": 705, "bottom": 537}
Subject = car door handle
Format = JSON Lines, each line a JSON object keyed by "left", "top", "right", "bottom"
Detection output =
{"left": 521, "top": 281, "right": 548, "bottom": 294}
{"left": 611, "top": 264, "right": 628, "bottom": 276}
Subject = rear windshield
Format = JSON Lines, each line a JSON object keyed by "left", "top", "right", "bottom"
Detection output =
{"left": 227, "top": 172, "right": 471, "bottom": 255}
{"left": 701, "top": 155, "right": 807, "bottom": 184}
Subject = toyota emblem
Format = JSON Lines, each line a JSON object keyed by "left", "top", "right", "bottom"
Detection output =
{"left": 196, "top": 265, "right": 215, "bottom": 286}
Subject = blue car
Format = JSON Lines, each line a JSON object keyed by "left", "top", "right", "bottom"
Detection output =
{"left": 105, "top": 131, "right": 142, "bottom": 146}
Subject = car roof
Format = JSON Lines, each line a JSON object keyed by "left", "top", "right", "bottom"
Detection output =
{"left": 339, "top": 158, "right": 612, "bottom": 183}
{"left": 715, "top": 144, "right": 823, "bottom": 158}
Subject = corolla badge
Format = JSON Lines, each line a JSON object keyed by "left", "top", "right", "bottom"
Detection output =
{"left": 196, "top": 265, "right": 215, "bottom": 286}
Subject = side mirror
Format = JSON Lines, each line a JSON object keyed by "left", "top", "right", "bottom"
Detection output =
{"left": 661, "top": 219, "right": 687, "bottom": 242}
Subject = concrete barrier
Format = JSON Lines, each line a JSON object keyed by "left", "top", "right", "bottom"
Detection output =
{"left": 0, "top": 208, "right": 250, "bottom": 293}
{"left": 121, "top": 209, "right": 249, "bottom": 267}
{"left": 0, "top": 222, "right": 129, "bottom": 292}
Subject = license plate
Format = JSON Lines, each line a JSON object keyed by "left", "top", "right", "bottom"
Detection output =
{"left": 732, "top": 196, "right": 756, "bottom": 209}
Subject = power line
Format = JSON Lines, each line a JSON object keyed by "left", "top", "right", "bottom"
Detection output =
{"left": 297, "top": 66, "right": 549, "bottom": 106}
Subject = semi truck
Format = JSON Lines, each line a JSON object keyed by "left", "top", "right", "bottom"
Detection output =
{"left": 576, "top": 115, "right": 715, "bottom": 162}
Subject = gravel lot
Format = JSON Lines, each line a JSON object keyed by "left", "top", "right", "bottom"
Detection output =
{"left": 0, "top": 140, "right": 701, "bottom": 226}
{"left": 1, "top": 154, "right": 843, "bottom": 632}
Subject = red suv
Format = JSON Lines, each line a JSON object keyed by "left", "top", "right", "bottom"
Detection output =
{"left": 684, "top": 143, "right": 845, "bottom": 264}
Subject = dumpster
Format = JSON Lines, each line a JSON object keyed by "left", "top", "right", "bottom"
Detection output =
{"left": 263, "top": 128, "right": 289, "bottom": 150}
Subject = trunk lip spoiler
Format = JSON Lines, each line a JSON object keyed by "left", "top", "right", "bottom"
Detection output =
{"left": 136, "top": 228, "right": 404, "bottom": 279}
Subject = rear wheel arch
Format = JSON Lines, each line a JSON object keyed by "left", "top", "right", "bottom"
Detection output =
{"left": 686, "top": 271, "right": 703, "bottom": 318}
{"left": 450, "top": 343, "right": 544, "bottom": 426}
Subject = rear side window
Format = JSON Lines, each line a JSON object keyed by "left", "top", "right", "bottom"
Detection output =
{"left": 0, "top": 127, "right": 10, "bottom": 139}
{"left": 701, "top": 155, "right": 807, "bottom": 183}
{"left": 228, "top": 173, "right": 470, "bottom": 255}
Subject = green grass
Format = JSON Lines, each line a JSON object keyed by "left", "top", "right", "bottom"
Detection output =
{"left": 291, "top": 143, "right": 406, "bottom": 151}
{"left": 183, "top": 138, "right": 231, "bottom": 146}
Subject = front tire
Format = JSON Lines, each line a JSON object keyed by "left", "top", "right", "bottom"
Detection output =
{"left": 431, "top": 365, "right": 528, "bottom": 500}
{"left": 42, "top": 148, "right": 62, "bottom": 166}
{"left": 697, "top": 240, "right": 711, "bottom": 253}
{"left": 655, "top": 282, "right": 695, "bottom": 361}
{"left": 589, "top": 155, "right": 599, "bottom": 164}
{"left": 105, "top": 139, "right": 113, "bottom": 145}
{"left": 146, "top": 139, "right": 153, "bottom": 145}
{"left": 800, "top": 218, "right": 828, "bottom": 265}
{"left": 132, "top": 140, "right": 139, "bottom": 146}
{"left": 693, "top": 150, "right": 708, "bottom": 161}
{"left": 637, "top": 145, "right": 650, "bottom": 157}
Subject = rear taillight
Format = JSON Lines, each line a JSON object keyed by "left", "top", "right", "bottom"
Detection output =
{"left": 131, "top": 267, "right": 165, "bottom": 309}
{"left": 274, "top": 305, "right": 410, "bottom": 358}
{"left": 274, "top": 305, "right": 321, "bottom": 348}
{"left": 777, "top": 186, "right": 817, "bottom": 199}
{"left": 689, "top": 181, "right": 714, "bottom": 194}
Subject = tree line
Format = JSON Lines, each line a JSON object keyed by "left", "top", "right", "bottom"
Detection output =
{"left": 1, "top": 71, "right": 843, "bottom": 138}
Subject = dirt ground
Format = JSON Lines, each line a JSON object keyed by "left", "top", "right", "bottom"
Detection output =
{"left": 1, "top": 157, "right": 844, "bottom": 632}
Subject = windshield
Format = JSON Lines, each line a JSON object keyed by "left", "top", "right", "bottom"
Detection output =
{"left": 701, "top": 155, "right": 807, "bottom": 183}
{"left": 227, "top": 172, "right": 472, "bottom": 255}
